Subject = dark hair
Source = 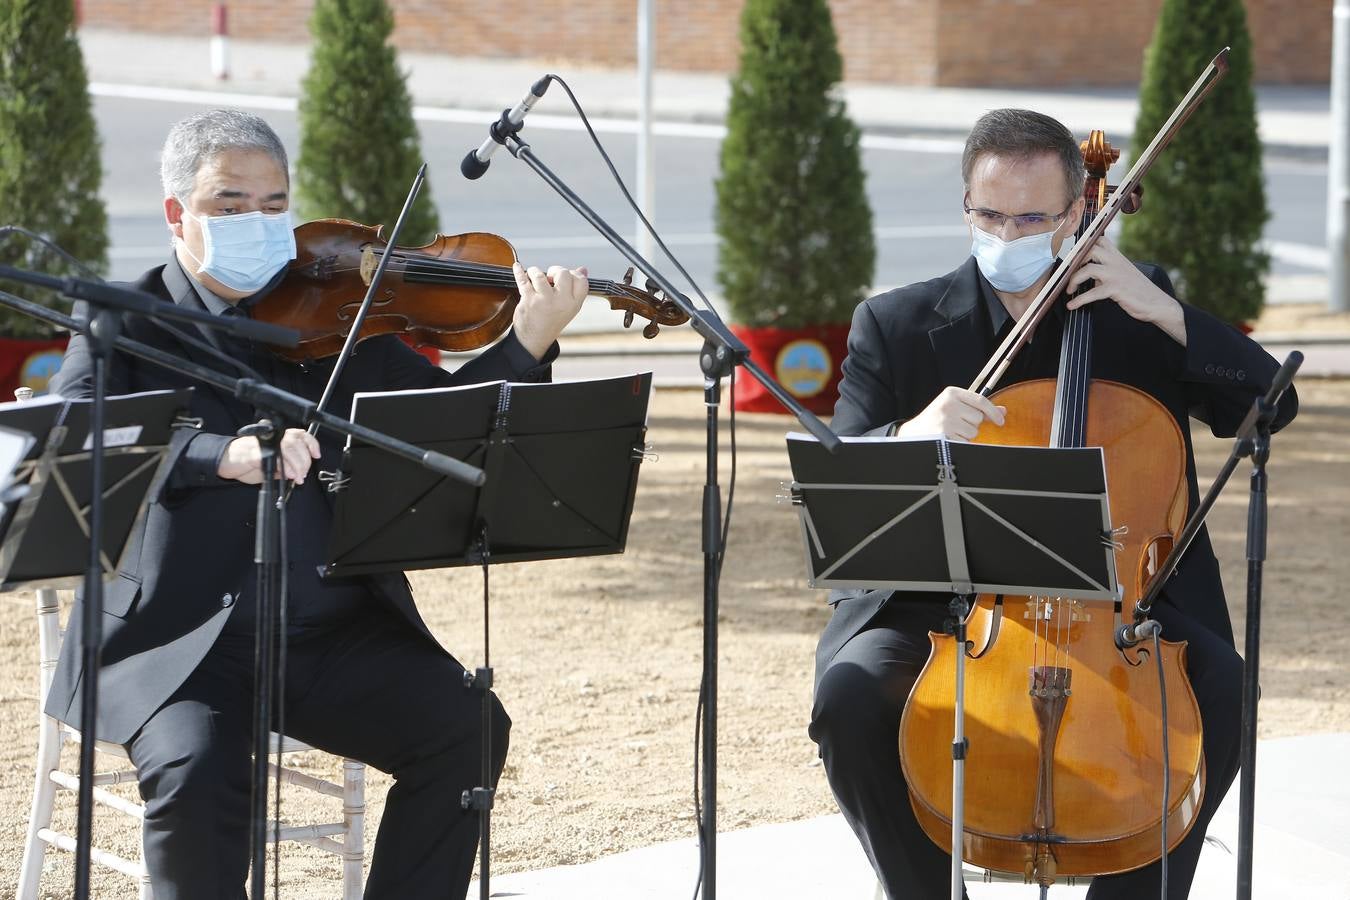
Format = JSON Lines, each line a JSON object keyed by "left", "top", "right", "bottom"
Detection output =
{"left": 961, "top": 108, "right": 1086, "bottom": 202}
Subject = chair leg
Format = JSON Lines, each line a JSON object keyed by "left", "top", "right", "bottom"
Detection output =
{"left": 342, "top": 758, "right": 365, "bottom": 900}
{"left": 18, "top": 714, "right": 63, "bottom": 900}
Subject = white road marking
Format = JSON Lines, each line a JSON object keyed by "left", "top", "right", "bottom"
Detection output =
{"left": 90, "top": 82, "right": 965, "bottom": 154}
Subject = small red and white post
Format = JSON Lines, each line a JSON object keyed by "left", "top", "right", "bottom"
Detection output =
{"left": 210, "top": 3, "right": 230, "bottom": 81}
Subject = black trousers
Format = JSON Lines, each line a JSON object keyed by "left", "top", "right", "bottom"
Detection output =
{"left": 809, "top": 597, "right": 1242, "bottom": 900}
{"left": 125, "top": 608, "right": 510, "bottom": 900}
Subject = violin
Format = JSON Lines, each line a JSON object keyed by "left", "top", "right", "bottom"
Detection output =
{"left": 897, "top": 131, "right": 1205, "bottom": 887}
{"left": 249, "top": 219, "right": 690, "bottom": 362}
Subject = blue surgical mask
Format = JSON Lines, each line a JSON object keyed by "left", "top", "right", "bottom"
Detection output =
{"left": 179, "top": 209, "right": 296, "bottom": 294}
{"left": 969, "top": 223, "right": 1060, "bottom": 293}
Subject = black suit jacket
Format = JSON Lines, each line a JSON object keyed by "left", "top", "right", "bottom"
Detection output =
{"left": 47, "top": 256, "right": 554, "bottom": 743}
{"left": 815, "top": 256, "right": 1297, "bottom": 686}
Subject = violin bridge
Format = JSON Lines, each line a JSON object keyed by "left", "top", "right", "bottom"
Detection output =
{"left": 359, "top": 244, "right": 376, "bottom": 286}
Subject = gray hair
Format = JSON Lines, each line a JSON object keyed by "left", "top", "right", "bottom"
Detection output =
{"left": 159, "top": 108, "right": 288, "bottom": 200}
{"left": 961, "top": 108, "right": 1086, "bottom": 203}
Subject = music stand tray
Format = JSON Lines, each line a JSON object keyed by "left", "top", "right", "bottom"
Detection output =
{"left": 322, "top": 373, "right": 654, "bottom": 577}
{"left": 0, "top": 389, "right": 191, "bottom": 591}
{"left": 786, "top": 434, "right": 1118, "bottom": 600}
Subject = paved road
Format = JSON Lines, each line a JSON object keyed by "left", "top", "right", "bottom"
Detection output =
{"left": 93, "top": 94, "right": 1331, "bottom": 338}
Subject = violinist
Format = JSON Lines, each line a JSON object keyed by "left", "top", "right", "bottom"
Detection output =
{"left": 45, "top": 107, "right": 588, "bottom": 900}
{"left": 808, "top": 108, "right": 1296, "bottom": 899}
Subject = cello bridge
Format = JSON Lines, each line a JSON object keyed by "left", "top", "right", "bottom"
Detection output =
{"left": 1021, "top": 598, "right": 1091, "bottom": 623}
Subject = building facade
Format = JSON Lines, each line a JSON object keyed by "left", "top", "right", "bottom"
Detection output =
{"left": 81, "top": 0, "right": 1330, "bottom": 86}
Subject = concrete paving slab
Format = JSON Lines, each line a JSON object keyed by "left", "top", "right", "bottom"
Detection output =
{"left": 469, "top": 734, "right": 1350, "bottom": 899}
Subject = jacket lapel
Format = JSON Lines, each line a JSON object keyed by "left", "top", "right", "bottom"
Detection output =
{"left": 157, "top": 257, "right": 253, "bottom": 428}
{"left": 161, "top": 256, "right": 229, "bottom": 352}
{"left": 927, "top": 257, "right": 990, "bottom": 390}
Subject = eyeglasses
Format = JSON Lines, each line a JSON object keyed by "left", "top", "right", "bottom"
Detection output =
{"left": 963, "top": 198, "right": 1075, "bottom": 233}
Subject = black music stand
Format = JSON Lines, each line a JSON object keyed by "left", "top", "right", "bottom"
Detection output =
{"left": 0, "top": 389, "right": 189, "bottom": 591}
{"left": 322, "top": 372, "right": 653, "bottom": 899}
{"left": 786, "top": 434, "right": 1119, "bottom": 900}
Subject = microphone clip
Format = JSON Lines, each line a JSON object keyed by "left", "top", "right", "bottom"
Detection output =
{"left": 1115, "top": 615, "right": 1162, "bottom": 651}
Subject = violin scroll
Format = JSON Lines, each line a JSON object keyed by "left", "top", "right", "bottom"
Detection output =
{"left": 600, "top": 265, "right": 688, "bottom": 340}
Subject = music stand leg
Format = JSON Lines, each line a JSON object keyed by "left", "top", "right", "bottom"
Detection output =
{"left": 240, "top": 419, "right": 285, "bottom": 900}
{"left": 464, "top": 526, "right": 496, "bottom": 900}
{"left": 1236, "top": 429, "right": 1271, "bottom": 900}
{"left": 74, "top": 307, "right": 122, "bottom": 900}
{"left": 948, "top": 592, "right": 972, "bottom": 900}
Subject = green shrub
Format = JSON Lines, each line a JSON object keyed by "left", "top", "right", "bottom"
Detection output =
{"left": 295, "top": 0, "right": 438, "bottom": 243}
{"left": 1119, "top": 0, "right": 1268, "bottom": 325}
{"left": 714, "top": 0, "right": 875, "bottom": 328}
{"left": 0, "top": 0, "right": 108, "bottom": 338}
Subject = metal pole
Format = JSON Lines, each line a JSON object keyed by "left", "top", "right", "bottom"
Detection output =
{"left": 1329, "top": 0, "right": 1349, "bottom": 311}
{"left": 636, "top": 0, "right": 656, "bottom": 264}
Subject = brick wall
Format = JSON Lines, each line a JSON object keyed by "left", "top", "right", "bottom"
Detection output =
{"left": 80, "top": 0, "right": 1331, "bottom": 86}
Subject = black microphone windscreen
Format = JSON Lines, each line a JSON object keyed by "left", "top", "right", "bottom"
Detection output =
{"left": 461, "top": 149, "right": 490, "bottom": 180}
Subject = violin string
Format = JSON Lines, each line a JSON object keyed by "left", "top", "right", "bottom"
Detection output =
{"left": 321, "top": 255, "right": 636, "bottom": 301}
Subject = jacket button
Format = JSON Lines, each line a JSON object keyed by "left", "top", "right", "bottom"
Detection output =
{"left": 1236, "top": 369, "right": 1246, "bottom": 381}
{"left": 1204, "top": 363, "right": 1215, "bottom": 375}
{"left": 221, "top": 593, "right": 234, "bottom": 608}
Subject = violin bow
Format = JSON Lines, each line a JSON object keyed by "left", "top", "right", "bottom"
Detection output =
{"left": 297, "top": 163, "right": 430, "bottom": 446}
{"left": 969, "top": 47, "right": 1231, "bottom": 396}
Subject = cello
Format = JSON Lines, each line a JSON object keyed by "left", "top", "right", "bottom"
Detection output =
{"left": 896, "top": 120, "right": 1217, "bottom": 887}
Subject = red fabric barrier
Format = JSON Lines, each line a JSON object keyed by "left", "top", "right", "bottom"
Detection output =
{"left": 0, "top": 337, "right": 68, "bottom": 400}
{"left": 729, "top": 323, "right": 849, "bottom": 415}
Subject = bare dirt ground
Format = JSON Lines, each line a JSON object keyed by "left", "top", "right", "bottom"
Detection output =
{"left": 2, "top": 357, "right": 1346, "bottom": 898}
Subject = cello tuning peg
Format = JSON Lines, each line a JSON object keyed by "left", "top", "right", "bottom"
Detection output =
{"left": 623, "top": 310, "right": 635, "bottom": 329}
{"left": 642, "top": 322, "right": 660, "bottom": 339}
{"left": 622, "top": 266, "right": 635, "bottom": 285}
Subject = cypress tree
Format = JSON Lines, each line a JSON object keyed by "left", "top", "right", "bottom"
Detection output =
{"left": 1118, "top": 0, "right": 1267, "bottom": 325}
{"left": 0, "top": 0, "right": 108, "bottom": 338}
{"left": 715, "top": 0, "right": 875, "bottom": 328}
{"left": 296, "top": 0, "right": 438, "bottom": 243}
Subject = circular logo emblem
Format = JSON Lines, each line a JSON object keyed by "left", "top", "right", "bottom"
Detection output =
{"left": 19, "top": 348, "right": 65, "bottom": 395}
{"left": 775, "top": 339, "right": 832, "bottom": 398}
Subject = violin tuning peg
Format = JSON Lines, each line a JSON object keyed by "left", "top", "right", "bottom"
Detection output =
{"left": 645, "top": 277, "right": 659, "bottom": 294}
{"left": 623, "top": 310, "right": 635, "bottom": 329}
{"left": 642, "top": 322, "right": 660, "bottom": 339}
{"left": 623, "top": 266, "right": 634, "bottom": 285}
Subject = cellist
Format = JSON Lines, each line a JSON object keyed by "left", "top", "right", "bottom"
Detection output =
{"left": 808, "top": 108, "right": 1296, "bottom": 899}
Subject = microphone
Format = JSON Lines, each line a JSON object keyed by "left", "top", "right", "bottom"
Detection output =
{"left": 1115, "top": 616, "right": 1162, "bottom": 651}
{"left": 460, "top": 75, "right": 552, "bottom": 180}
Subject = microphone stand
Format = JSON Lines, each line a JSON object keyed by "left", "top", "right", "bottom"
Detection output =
{"left": 1232, "top": 353, "right": 1301, "bottom": 900}
{"left": 1118, "top": 352, "right": 1301, "bottom": 900}
{"left": 0, "top": 286, "right": 484, "bottom": 900}
{"left": 494, "top": 124, "right": 840, "bottom": 900}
